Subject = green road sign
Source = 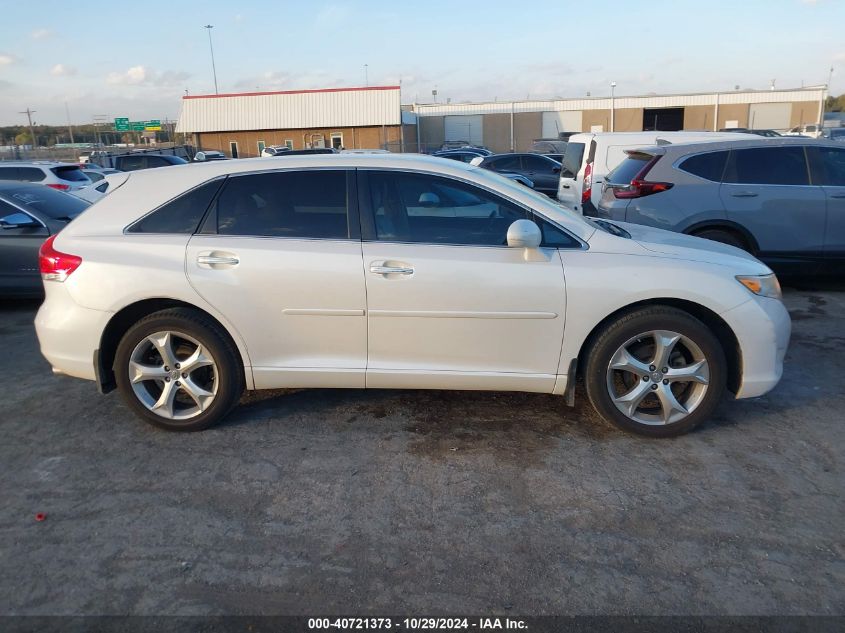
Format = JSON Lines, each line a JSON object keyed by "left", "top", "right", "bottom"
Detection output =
{"left": 114, "top": 117, "right": 129, "bottom": 132}
{"left": 144, "top": 120, "right": 161, "bottom": 131}
{"left": 114, "top": 118, "right": 162, "bottom": 132}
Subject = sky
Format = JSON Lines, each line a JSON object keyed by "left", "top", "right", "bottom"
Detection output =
{"left": 0, "top": 0, "right": 844, "bottom": 126}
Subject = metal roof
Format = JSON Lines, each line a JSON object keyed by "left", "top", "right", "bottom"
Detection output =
{"left": 413, "top": 86, "right": 827, "bottom": 117}
{"left": 176, "top": 86, "right": 401, "bottom": 133}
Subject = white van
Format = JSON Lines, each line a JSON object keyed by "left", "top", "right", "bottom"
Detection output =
{"left": 557, "top": 131, "right": 756, "bottom": 214}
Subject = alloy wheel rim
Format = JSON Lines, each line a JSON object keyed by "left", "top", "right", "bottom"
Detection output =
{"left": 128, "top": 330, "right": 218, "bottom": 421}
{"left": 605, "top": 329, "right": 710, "bottom": 426}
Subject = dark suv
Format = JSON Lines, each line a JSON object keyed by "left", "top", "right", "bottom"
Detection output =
{"left": 596, "top": 138, "right": 845, "bottom": 274}
{"left": 112, "top": 154, "right": 188, "bottom": 172}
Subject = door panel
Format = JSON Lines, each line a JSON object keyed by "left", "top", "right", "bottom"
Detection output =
{"left": 0, "top": 203, "right": 49, "bottom": 294}
{"left": 809, "top": 145, "right": 845, "bottom": 269}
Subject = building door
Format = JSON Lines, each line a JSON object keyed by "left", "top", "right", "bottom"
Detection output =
{"left": 643, "top": 108, "right": 684, "bottom": 131}
{"left": 331, "top": 133, "right": 343, "bottom": 149}
{"left": 229, "top": 141, "right": 239, "bottom": 158}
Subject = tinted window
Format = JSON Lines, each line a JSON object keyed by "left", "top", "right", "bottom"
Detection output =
{"left": 129, "top": 179, "right": 223, "bottom": 234}
{"left": 523, "top": 155, "right": 558, "bottom": 171}
{"left": 812, "top": 146, "right": 845, "bottom": 186}
{"left": 19, "top": 167, "right": 46, "bottom": 182}
{"left": 146, "top": 156, "right": 171, "bottom": 168}
{"left": 51, "top": 166, "right": 88, "bottom": 182}
{"left": 1, "top": 185, "right": 89, "bottom": 218}
{"left": 829, "top": 129, "right": 845, "bottom": 140}
{"left": 724, "top": 147, "right": 809, "bottom": 185}
{"left": 368, "top": 171, "right": 571, "bottom": 247}
{"left": 561, "top": 142, "right": 585, "bottom": 176}
{"left": 217, "top": 170, "right": 348, "bottom": 238}
{"left": 117, "top": 156, "right": 146, "bottom": 171}
{"left": 86, "top": 171, "right": 105, "bottom": 182}
{"left": 484, "top": 156, "right": 521, "bottom": 172}
{"left": 607, "top": 155, "right": 652, "bottom": 184}
{"left": 0, "top": 167, "right": 20, "bottom": 180}
{"left": 678, "top": 151, "right": 728, "bottom": 182}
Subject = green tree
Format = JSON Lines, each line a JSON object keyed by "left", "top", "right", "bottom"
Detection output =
{"left": 826, "top": 93, "right": 845, "bottom": 112}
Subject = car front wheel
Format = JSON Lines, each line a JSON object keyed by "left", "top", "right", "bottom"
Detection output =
{"left": 584, "top": 307, "right": 727, "bottom": 437}
{"left": 114, "top": 308, "right": 244, "bottom": 431}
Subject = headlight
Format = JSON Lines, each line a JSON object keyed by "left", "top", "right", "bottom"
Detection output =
{"left": 736, "top": 274, "right": 782, "bottom": 300}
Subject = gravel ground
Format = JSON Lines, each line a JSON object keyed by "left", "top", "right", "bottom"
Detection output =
{"left": 0, "top": 282, "right": 842, "bottom": 616}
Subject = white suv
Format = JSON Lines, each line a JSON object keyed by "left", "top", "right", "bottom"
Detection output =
{"left": 35, "top": 154, "right": 790, "bottom": 437}
{"left": 0, "top": 161, "right": 91, "bottom": 192}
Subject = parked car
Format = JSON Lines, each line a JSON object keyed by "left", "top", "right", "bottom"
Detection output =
{"left": 432, "top": 149, "right": 489, "bottom": 163}
{"left": 35, "top": 154, "right": 789, "bottom": 437}
{"left": 595, "top": 138, "right": 845, "bottom": 275}
{"left": 81, "top": 166, "right": 121, "bottom": 182}
{"left": 719, "top": 128, "right": 782, "bottom": 137}
{"left": 261, "top": 146, "right": 290, "bottom": 157}
{"left": 193, "top": 151, "right": 228, "bottom": 162}
{"left": 269, "top": 148, "right": 339, "bottom": 156}
{"left": 557, "top": 131, "right": 757, "bottom": 214}
{"left": 784, "top": 124, "right": 823, "bottom": 139}
{"left": 0, "top": 161, "right": 92, "bottom": 192}
{"left": 73, "top": 173, "right": 130, "bottom": 204}
{"left": 0, "top": 182, "right": 90, "bottom": 296}
{"left": 112, "top": 154, "right": 188, "bottom": 172}
{"left": 471, "top": 153, "right": 561, "bottom": 196}
{"left": 530, "top": 139, "right": 568, "bottom": 155}
{"left": 823, "top": 128, "right": 845, "bottom": 142}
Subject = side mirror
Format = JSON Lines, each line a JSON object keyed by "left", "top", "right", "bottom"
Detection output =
{"left": 507, "top": 219, "right": 546, "bottom": 262}
{"left": 0, "top": 212, "right": 39, "bottom": 229}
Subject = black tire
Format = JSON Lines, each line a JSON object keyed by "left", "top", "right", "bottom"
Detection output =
{"left": 583, "top": 306, "right": 727, "bottom": 438}
{"left": 693, "top": 228, "right": 749, "bottom": 252}
{"left": 114, "top": 308, "right": 244, "bottom": 431}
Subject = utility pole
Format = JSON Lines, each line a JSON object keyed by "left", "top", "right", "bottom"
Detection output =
{"left": 65, "top": 102, "right": 75, "bottom": 144}
{"left": 19, "top": 108, "right": 38, "bottom": 156}
{"left": 203, "top": 25, "right": 219, "bottom": 94}
{"left": 364, "top": 64, "right": 369, "bottom": 87}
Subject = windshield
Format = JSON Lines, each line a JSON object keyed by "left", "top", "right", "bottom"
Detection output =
{"left": 4, "top": 185, "right": 90, "bottom": 218}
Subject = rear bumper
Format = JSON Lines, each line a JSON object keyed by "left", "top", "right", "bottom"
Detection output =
{"left": 721, "top": 295, "right": 791, "bottom": 399}
{"left": 34, "top": 282, "right": 112, "bottom": 382}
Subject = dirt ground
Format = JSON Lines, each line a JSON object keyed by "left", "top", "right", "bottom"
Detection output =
{"left": 0, "top": 282, "right": 842, "bottom": 616}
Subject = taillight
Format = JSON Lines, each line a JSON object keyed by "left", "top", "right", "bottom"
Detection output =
{"left": 581, "top": 162, "right": 593, "bottom": 204}
{"left": 46, "top": 183, "right": 70, "bottom": 191}
{"left": 612, "top": 180, "right": 674, "bottom": 199}
{"left": 39, "top": 235, "right": 82, "bottom": 282}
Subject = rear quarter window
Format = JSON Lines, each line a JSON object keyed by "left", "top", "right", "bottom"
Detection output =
{"left": 127, "top": 179, "right": 224, "bottom": 234}
{"left": 607, "top": 155, "right": 653, "bottom": 184}
{"left": 678, "top": 151, "right": 729, "bottom": 182}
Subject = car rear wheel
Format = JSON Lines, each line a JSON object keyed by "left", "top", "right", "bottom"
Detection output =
{"left": 584, "top": 307, "right": 727, "bottom": 437}
{"left": 114, "top": 308, "right": 244, "bottom": 431}
{"left": 693, "top": 228, "right": 749, "bottom": 252}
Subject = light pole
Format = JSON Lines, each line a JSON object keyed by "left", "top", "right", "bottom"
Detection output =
{"left": 364, "top": 64, "right": 369, "bottom": 87}
{"left": 610, "top": 81, "right": 617, "bottom": 132}
{"left": 203, "top": 25, "right": 219, "bottom": 94}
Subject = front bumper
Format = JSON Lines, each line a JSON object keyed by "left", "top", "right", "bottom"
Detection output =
{"left": 721, "top": 294, "right": 791, "bottom": 399}
{"left": 35, "top": 283, "right": 112, "bottom": 382}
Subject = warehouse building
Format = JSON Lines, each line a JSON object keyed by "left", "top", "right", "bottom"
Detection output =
{"left": 413, "top": 86, "right": 827, "bottom": 153}
{"left": 176, "top": 85, "right": 414, "bottom": 157}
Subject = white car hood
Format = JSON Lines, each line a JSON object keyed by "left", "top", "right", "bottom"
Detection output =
{"left": 595, "top": 220, "right": 771, "bottom": 274}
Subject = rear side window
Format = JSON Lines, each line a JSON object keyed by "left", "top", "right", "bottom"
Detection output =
{"left": 561, "top": 142, "right": 585, "bottom": 176}
{"left": 810, "top": 146, "right": 845, "bottom": 186}
{"left": 18, "top": 167, "right": 46, "bottom": 181}
{"left": 216, "top": 170, "right": 349, "bottom": 239}
{"left": 724, "top": 147, "right": 809, "bottom": 185}
{"left": 607, "top": 154, "right": 653, "bottom": 184}
{"left": 117, "top": 156, "right": 146, "bottom": 171}
{"left": 51, "top": 166, "right": 88, "bottom": 182}
{"left": 128, "top": 179, "right": 223, "bottom": 234}
{"left": 678, "top": 151, "right": 729, "bottom": 182}
{"left": 485, "top": 155, "right": 521, "bottom": 172}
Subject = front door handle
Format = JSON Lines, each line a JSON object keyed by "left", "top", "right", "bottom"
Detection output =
{"left": 830, "top": 193, "right": 845, "bottom": 199}
{"left": 197, "top": 254, "right": 240, "bottom": 267}
{"left": 369, "top": 263, "right": 414, "bottom": 275}
{"left": 730, "top": 191, "right": 759, "bottom": 198}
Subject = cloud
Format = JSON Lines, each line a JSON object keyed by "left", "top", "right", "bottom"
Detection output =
{"left": 50, "top": 64, "right": 76, "bottom": 77}
{"left": 0, "top": 54, "right": 16, "bottom": 67}
{"left": 106, "top": 65, "right": 147, "bottom": 85}
{"left": 31, "top": 28, "right": 52, "bottom": 39}
{"left": 154, "top": 70, "right": 191, "bottom": 86}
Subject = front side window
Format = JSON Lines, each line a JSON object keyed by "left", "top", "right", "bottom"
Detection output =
{"left": 365, "top": 171, "right": 577, "bottom": 248}
{"left": 522, "top": 155, "right": 557, "bottom": 172}
{"left": 216, "top": 170, "right": 349, "bottom": 239}
{"left": 128, "top": 179, "right": 223, "bottom": 234}
{"left": 723, "top": 146, "right": 809, "bottom": 186}
{"left": 810, "top": 146, "right": 845, "bottom": 186}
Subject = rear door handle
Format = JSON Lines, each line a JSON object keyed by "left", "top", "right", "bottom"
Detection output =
{"left": 197, "top": 254, "right": 240, "bottom": 267}
{"left": 730, "top": 191, "right": 759, "bottom": 198}
{"left": 369, "top": 263, "right": 414, "bottom": 275}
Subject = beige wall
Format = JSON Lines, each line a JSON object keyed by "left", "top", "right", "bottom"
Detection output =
{"left": 196, "top": 126, "right": 404, "bottom": 157}
{"left": 683, "top": 105, "right": 714, "bottom": 130}
{"left": 790, "top": 101, "right": 821, "bottom": 127}
{"left": 481, "top": 113, "right": 512, "bottom": 153}
{"left": 717, "top": 104, "right": 748, "bottom": 129}
{"left": 613, "top": 107, "right": 643, "bottom": 132}
{"left": 582, "top": 109, "right": 611, "bottom": 133}
{"left": 513, "top": 112, "right": 542, "bottom": 151}
{"left": 418, "top": 117, "right": 445, "bottom": 152}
